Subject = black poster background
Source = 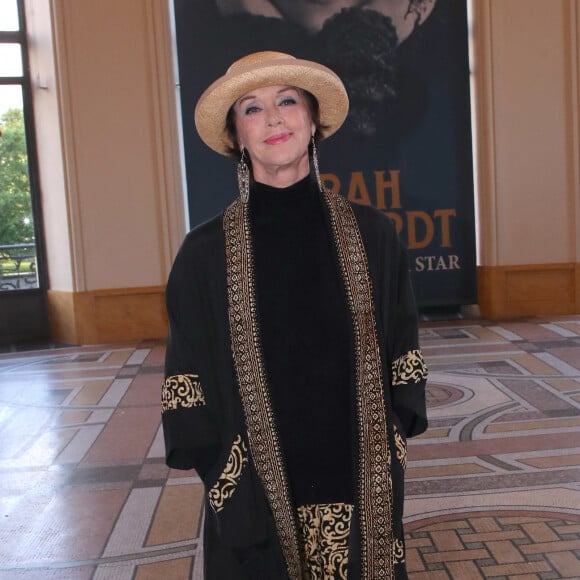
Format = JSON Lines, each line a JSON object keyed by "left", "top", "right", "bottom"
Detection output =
{"left": 173, "top": 0, "right": 477, "bottom": 307}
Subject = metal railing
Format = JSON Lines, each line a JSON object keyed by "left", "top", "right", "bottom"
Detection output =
{"left": 0, "top": 242, "right": 38, "bottom": 290}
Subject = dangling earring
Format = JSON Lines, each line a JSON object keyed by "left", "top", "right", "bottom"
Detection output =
{"left": 311, "top": 137, "right": 323, "bottom": 192}
{"left": 237, "top": 148, "right": 250, "bottom": 203}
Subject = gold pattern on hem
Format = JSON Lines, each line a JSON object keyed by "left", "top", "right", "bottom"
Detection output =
{"left": 208, "top": 435, "right": 248, "bottom": 513}
{"left": 391, "top": 349, "right": 428, "bottom": 386}
{"left": 297, "top": 503, "right": 353, "bottom": 580}
{"left": 161, "top": 374, "right": 205, "bottom": 412}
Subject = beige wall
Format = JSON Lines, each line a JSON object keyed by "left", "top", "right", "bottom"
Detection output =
{"left": 23, "top": 0, "right": 580, "bottom": 343}
{"left": 472, "top": 0, "right": 580, "bottom": 316}
{"left": 26, "top": 0, "right": 185, "bottom": 342}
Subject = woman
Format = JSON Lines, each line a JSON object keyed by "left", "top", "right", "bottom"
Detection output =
{"left": 162, "top": 51, "right": 428, "bottom": 579}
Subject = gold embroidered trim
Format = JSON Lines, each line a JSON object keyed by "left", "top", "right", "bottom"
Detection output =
{"left": 323, "top": 190, "right": 394, "bottom": 579}
{"left": 161, "top": 374, "right": 205, "bottom": 412}
{"left": 391, "top": 349, "right": 428, "bottom": 386}
{"left": 297, "top": 503, "right": 353, "bottom": 579}
{"left": 208, "top": 434, "right": 248, "bottom": 513}
{"left": 393, "top": 426, "right": 407, "bottom": 470}
{"left": 224, "top": 200, "right": 302, "bottom": 579}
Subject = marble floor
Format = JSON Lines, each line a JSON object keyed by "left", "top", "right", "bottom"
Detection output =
{"left": 0, "top": 316, "right": 579, "bottom": 579}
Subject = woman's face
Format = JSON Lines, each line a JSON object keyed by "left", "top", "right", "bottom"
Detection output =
{"left": 233, "top": 85, "right": 315, "bottom": 185}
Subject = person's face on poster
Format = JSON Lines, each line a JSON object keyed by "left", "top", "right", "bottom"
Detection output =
{"left": 215, "top": 0, "right": 437, "bottom": 44}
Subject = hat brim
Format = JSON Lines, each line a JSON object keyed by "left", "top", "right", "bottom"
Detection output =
{"left": 194, "top": 57, "right": 349, "bottom": 156}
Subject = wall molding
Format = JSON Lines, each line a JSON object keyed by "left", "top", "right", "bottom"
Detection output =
{"left": 47, "top": 286, "right": 167, "bottom": 344}
{"left": 478, "top": 263, "right": 580, "bottom": 318}
{"left": 46, "top": 264, "right": 580, "bottom": 344}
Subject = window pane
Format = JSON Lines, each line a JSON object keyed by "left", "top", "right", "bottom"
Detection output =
{"left": 0, "top": 86, "right": 39, "bottom": 291}
{"left": 0, "top": 83, "right": 20, "bottom": 112}
{"left": 0, "top": 44, "right": 22, "bottom": 76}
{"left": 0, "top": 0, "right": 19, "bottom": 31}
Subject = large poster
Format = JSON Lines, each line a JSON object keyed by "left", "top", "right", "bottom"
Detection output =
{"left": 173, "top": 0, "right": 477, "bottom": 307}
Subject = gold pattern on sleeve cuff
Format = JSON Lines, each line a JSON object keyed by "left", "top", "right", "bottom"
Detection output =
{"left": 208, "top": 435, "right": 248, "bottom": 513}
{"left": 161, "top": 374, "right": 205, "bottom": 412}
{"left": 391, "top": 349, "right": 428, "bottom": 386}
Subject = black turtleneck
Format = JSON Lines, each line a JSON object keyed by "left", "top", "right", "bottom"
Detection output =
{"left": 249, "top": 174, "right": 354, "bottom": 507}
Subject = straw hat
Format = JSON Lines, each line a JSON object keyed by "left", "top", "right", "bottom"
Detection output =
{"left": 194, "top": 51, "right": 349, "bottom": 156}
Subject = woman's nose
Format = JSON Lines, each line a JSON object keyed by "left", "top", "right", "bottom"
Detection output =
{"left": 266, "top": 106, "right": 282, "bottom": 125}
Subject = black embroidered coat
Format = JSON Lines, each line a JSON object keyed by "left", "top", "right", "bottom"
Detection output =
{"left": 162, "top": 190, "right": 428, "bottom": 579}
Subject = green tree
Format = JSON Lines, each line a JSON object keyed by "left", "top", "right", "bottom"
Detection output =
{"left": 0, "top": 108, "right": 34, "bottom": 245}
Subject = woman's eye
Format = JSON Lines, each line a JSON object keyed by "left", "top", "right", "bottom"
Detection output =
{"left": 279, "top": 97, "right": 296, "bottom": 106}
{"left": 244, "top": 105, "right": 261, "bottom": 115}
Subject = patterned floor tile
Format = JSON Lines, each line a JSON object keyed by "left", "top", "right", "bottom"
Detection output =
{"left": 0, "top": 318, "right": 579, "bottom": 578}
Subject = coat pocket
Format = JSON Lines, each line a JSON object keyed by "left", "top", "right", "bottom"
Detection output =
{"left": 393, "top": 423, "right": 407, "bottom": 470}
{"left": 205, "top": 434, "right": 270, "bottom": 549}
{"left": 207, "top": 434, "right": 248, "bottom": 513}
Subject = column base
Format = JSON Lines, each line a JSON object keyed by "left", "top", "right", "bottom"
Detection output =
{"left": 477, "top": 263, "right": 580, "bottom": 318}
{"left": 47, "top": 286, "right": 167, "bottom": 344}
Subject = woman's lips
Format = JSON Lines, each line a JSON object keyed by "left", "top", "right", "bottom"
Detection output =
{"left": 265, "top": 132, "right": 292, "bottom": 145}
